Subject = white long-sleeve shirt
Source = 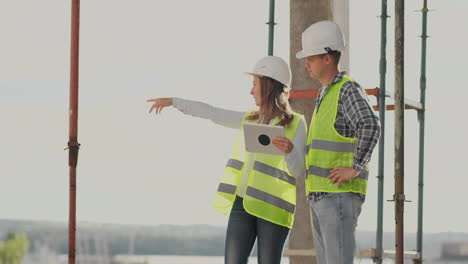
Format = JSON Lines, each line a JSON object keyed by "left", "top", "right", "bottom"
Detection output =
{"left": 172, "top": 97, "right": 306, "bottom": 197}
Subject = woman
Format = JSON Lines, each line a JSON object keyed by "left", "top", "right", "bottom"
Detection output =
{"left": 147, "top": 56, "right": 306, "bottom": 264}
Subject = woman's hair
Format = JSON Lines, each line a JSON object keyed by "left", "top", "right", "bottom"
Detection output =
{"left": 247, "top": 76, "right": 294, "bottom": 127}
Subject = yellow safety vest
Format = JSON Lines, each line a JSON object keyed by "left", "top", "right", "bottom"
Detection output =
{"left": 306, "top": 75, "right": 368, "bottom": 195}
{"left": 213, "top": 112, "right": 305, "bottom": 228}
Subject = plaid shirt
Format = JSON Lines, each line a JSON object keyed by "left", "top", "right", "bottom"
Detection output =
{"left": 309, "top": 72, "right": 381, "bottom": 201}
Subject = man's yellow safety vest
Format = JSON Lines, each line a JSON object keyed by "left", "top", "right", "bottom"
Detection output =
{"left": 306, "top": 75, "right": 368, "bottom": 195}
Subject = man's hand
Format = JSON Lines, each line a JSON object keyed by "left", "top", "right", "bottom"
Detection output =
{"left": 328, "top": 167, "right": 360, "bottom": 188}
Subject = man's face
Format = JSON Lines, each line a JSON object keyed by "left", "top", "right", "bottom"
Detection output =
{"left": 305, "top": 55, "right": 326, "bottom": 80}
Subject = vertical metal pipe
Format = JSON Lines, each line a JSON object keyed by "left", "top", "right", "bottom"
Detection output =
{"left": 268, "top": 0, "right": 275, "bottom": 55}
{"left": 416, "top": 0, "right": 428, "bottom": 263}
{"left": 375, "top": 0, "right": 388, "bottom": 263}
{"left": 394, "top": 0, "right": 405, "bottom": 263}
{"left": 68, "top": 0, "right": 80, "bottom": 264}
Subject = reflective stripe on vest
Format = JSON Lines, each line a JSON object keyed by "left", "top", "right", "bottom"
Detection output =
{"left": 226, "top": 159, "right": 244, "bottom": 170}
{"left": 246, "top": 186, "right": 295, "bottom": 214}
{"left": 253, "top": 161, "right": 296, "bottom": 186}
{"left": 307, "top": 139, "right": 357, "bottom": 153}
{"left": 217, "top": 183, "right": 237, "bottom": 194}
{"left": 308, "top": 165, "right": 369, "bottom": 180}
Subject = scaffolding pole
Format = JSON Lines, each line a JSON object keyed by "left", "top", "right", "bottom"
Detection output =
{"left": 375, "top": 0, "right": 388, "bottom": 263}
{"left": 68, "top": 0, "right": 80, "bottom": 264}
{"left": 267, "top": 0, "right": 276, "bottom": 55}
{"left": 394, "top": 0, "right": 405, "bottom": 263}
{"left": 415, "top": 0, "right": 428, "bottom": 263}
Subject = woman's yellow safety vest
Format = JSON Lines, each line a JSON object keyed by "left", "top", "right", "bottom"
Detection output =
{"left": 306, "top": 75, "right": 368, "bottom": 195}
{"left": 213, "top": 112, "right": 305, "bottom": 228}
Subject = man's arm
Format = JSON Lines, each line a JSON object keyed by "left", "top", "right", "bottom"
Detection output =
{"left": 341, "top": 82, "right": 381, "bottom": 172}
{"left": 328, "top": 81, "right": 381, "bottom": 187}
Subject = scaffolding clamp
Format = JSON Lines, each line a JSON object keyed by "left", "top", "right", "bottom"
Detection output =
{"left": 66, "top": 141, "right": 81, "bottom": 168}
{"left": 387, "top": 194, "right": 412, "bottom": 203}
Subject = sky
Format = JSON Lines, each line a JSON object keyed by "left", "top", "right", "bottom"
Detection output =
{"left": 1, "top": 0, "right": 467, "bottom": 236}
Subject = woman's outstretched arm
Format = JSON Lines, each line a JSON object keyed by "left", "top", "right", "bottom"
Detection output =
{"left": 147, "top": 97, "right": 245, "bottom": 129}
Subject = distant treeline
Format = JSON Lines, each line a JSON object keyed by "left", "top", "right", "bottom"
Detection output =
{"left": 0, "top": 219, "right": 467, "bottom": 259}
{"left": 0, "top": 220, "right": 226, "bottom": 256}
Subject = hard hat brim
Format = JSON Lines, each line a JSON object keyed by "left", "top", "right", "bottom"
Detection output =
{"left": 244, "top": 71, "right": 260, "bottom": 78}
{"left": 244, "top": 72, "right": 290, "bottom": 88}
{"left": 296, "top": 49, "right": 328, "bottom": 59}
{"left": 296, "top": 50, "right": 308, "bottom": 59}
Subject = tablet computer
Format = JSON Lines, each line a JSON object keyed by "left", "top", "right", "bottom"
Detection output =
{"left": 243, "top": 122, "right": 285, "bottom": 155}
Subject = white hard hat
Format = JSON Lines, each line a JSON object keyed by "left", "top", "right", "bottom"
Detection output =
{"left": 296, "top": 20, "right": 345, "bottom": 59}
{"left": 245, "top": 56, "right": 291, "bottom": 88}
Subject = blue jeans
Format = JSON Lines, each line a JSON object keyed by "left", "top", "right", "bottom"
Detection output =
{"left": 308, "top": 192, "right": 364, "bottom": 264}
{"left": 225, "top": 196, "right": 290, "bottom": 264}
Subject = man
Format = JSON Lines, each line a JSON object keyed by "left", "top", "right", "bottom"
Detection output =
{"left": 296, "top": 20, "right": 381, "bottom": 264}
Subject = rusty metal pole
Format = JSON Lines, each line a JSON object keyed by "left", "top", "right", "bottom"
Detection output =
{"left": 394, "top": 0, "right": 405, "bottom": 263}
{"left": 68, "top": 0, "right": 80, "bottom": 264}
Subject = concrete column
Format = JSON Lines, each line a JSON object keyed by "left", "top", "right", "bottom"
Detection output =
{"left": 289, "top": 2, "right": 331, "bottom": 264}
{"left": 289, "top": 1, "right": 349, "bottom": 263}
{"left": 331, "top": 0, "right": 350, "bottom": 72}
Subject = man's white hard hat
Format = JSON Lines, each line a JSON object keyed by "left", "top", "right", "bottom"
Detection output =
{"left": 245, "top": 56, "right": 291, "bottom": 89}
{"left": 296, "top": 20, "right": 346, "bottom": 59}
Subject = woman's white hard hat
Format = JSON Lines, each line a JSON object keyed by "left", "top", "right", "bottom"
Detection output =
{"left": 245, "top": 56, "right": 291, "bottom": 89}
{"left": 296, "top": 20, "right": 346, "bottom": 59}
